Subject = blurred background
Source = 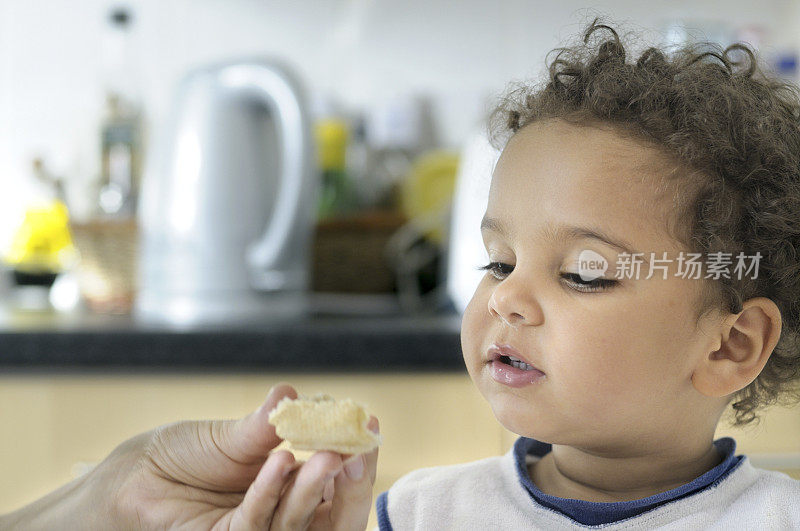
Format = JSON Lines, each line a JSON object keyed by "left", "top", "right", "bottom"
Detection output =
{"left": 0, "top": 1, "right": 798, "bottom": 527}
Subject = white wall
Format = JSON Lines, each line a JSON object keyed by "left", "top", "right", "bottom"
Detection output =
{"left": 0, "top": 0, "right": 796, "bottom": 250}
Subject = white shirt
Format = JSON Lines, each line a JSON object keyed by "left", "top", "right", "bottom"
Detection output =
{"left": 375, "top": 437, "right": 800, "bottom": 530}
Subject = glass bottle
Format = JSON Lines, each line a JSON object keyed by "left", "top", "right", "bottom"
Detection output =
{"left": 97, "top": 6, "right": 143, "bottom": 218}
{"left": 99, "top": 93, "right": 142, "bottom": 217}
{"left": 316, "top": 118, "right": 359, "bottom": 219}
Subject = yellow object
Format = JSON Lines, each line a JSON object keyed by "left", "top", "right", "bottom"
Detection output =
{"left": 399, "top": 150, "right": 460, "bottom": 244}
{"left": 315, "top": 118, "right": 348, "bottom": 171}
{"left": 5, "top": 201, "right": 76, "bottom": 273}
{"left": 269, "top": 393, "right": 382, "bottom": 454}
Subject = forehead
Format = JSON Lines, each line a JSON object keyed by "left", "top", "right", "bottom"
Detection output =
{"left": 488, "top": 119, "right": 681, "bottom": 253}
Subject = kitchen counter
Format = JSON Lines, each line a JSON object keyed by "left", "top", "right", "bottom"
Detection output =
{"left": 0, "top": 293, "right": 464, "bottom": 371}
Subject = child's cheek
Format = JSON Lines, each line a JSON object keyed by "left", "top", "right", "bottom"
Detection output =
{"left": 464, "top": 277, "right": 497, "bottom": 324}
{"left": 460, "top": 284, "right": 491, "bottom": 360}
{"left": 548, "top": 315, "right": 651, "bottom": 395}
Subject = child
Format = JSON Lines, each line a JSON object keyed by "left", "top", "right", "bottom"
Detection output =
{"left": 375, "top": 18, "right": 800, "bottom": 529}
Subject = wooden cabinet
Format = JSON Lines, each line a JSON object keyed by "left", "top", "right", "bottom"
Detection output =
{"left": 1, "top": 373, "right": 798, "bottom": 529}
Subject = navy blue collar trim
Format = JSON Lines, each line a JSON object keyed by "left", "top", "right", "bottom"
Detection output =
{"left": 512, "top": 436, "right": 745, "bottom": 526}
{"left": 376, "top": 490, "right": 393, "bottom": 531}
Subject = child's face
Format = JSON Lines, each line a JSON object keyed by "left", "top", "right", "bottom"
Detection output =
{"left": 461, "top": 119, "right": 726, "bottom": 444}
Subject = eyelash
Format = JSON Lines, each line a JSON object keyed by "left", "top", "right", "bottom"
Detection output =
{"left": 477, "top": 262, "right": 618, "bottom": 293}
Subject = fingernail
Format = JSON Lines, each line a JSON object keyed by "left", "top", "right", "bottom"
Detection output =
{"left": 368, "top": 417, "right": 380, "bottom": 434}
{"left": 345, "top": 455, "right": 364, "bottom": 481}
{"left": 322, "top": 477, "right": 335, "bottom": 502}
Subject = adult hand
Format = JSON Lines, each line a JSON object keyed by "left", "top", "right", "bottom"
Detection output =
{"left": 80, "top": 382, "right": 379, "bottom": 530}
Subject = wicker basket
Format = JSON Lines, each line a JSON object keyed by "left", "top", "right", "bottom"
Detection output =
{"left": 312, "top": 210, "right": 406, "bottom": 293}
{"left": 69, "top": 219, "right": 139, "bottom": 314}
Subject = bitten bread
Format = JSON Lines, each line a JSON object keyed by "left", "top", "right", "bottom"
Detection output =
{"left": 268, "top": 393, "right": 382, "bottom": 454}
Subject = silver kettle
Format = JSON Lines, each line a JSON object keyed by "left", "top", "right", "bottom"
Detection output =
{"left": 134, "top": 58, "right": 317, "bottom": 326}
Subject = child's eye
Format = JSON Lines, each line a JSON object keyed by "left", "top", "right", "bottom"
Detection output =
{"left": 477, "top": 263, "right": 617, "bottom": 293}
{"left": 478, "top": 261, "right": 514, "bottom": 280}
{"left": 561, "top": 273, "right": 617, "bottom": 293}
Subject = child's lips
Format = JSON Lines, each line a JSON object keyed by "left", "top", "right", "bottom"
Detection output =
{"left": 489, "top": 359, "right": 546, "bottom": 387}
{"left": 486, "top": 343, "right": 544, "bottom": 373}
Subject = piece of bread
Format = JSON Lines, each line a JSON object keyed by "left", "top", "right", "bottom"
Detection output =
{"left": 268, "top": 393, "right": 382, "bottom": 454}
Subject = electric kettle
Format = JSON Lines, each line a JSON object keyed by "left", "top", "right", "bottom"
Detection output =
{"left": 134, "top": 58, "right": 317, "bottom": 326}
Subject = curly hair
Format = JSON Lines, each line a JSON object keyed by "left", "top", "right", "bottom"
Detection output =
{"left": 487, "top": 17, "right": 800, "bottom": 428}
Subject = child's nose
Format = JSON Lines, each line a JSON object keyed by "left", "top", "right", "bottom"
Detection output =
{"left": 487, "top": 280, "right": 540, "bottom": 327}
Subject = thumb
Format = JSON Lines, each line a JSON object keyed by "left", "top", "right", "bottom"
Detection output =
{"left": 141, "top": 383, "right": 300, "bottom": 493}
{"left": 215, "top": 382, "right": 298, "bottom": 464}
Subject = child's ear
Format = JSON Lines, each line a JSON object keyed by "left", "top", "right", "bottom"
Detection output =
{"left": 691, "top": 297, "right": 782, "bottom": 398}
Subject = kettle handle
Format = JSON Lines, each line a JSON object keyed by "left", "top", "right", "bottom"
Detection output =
{"left": 219, "top": 63, "right": 311, "bottom": 285}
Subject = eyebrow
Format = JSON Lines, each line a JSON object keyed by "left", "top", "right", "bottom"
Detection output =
{"left": 480, "top": 216, "right": 647, "bottom": 262}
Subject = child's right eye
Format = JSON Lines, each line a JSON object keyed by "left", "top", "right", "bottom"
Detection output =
{"left": 477, "top": 262, "right": 514, "bottom": 280}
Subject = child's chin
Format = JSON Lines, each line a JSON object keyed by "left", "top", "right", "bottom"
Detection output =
{"left": 489, "top": 399, "right": 546, "bottom": 439}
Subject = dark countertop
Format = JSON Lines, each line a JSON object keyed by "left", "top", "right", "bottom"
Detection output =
{"left": 0, "top": 294, "right": 465, "bottom": 372}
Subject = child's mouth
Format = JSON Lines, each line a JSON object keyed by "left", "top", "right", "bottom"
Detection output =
{"left": 498, "top": 355, "right": 538, "bottom": 371}
{"left": 490, "top": 358, "right": 546, "bottom": 387}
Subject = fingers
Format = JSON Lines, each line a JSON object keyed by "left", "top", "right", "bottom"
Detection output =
{"left": 271, "top": 451, "right": 345, "bottom": 530}
{"left": 324, "top": 416, "right": 381, "bottom": 530}
{"left": 231, "top": 415, "right": 381, "bottom": 530}
{"left": 140, "top": 384, "right": 300, "bottom": 494}
{"left": 227, "top": 450, "right": 296, "bottom": 531}
{"left": 217, "top": 383, "right": 298, "bottom": 464}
